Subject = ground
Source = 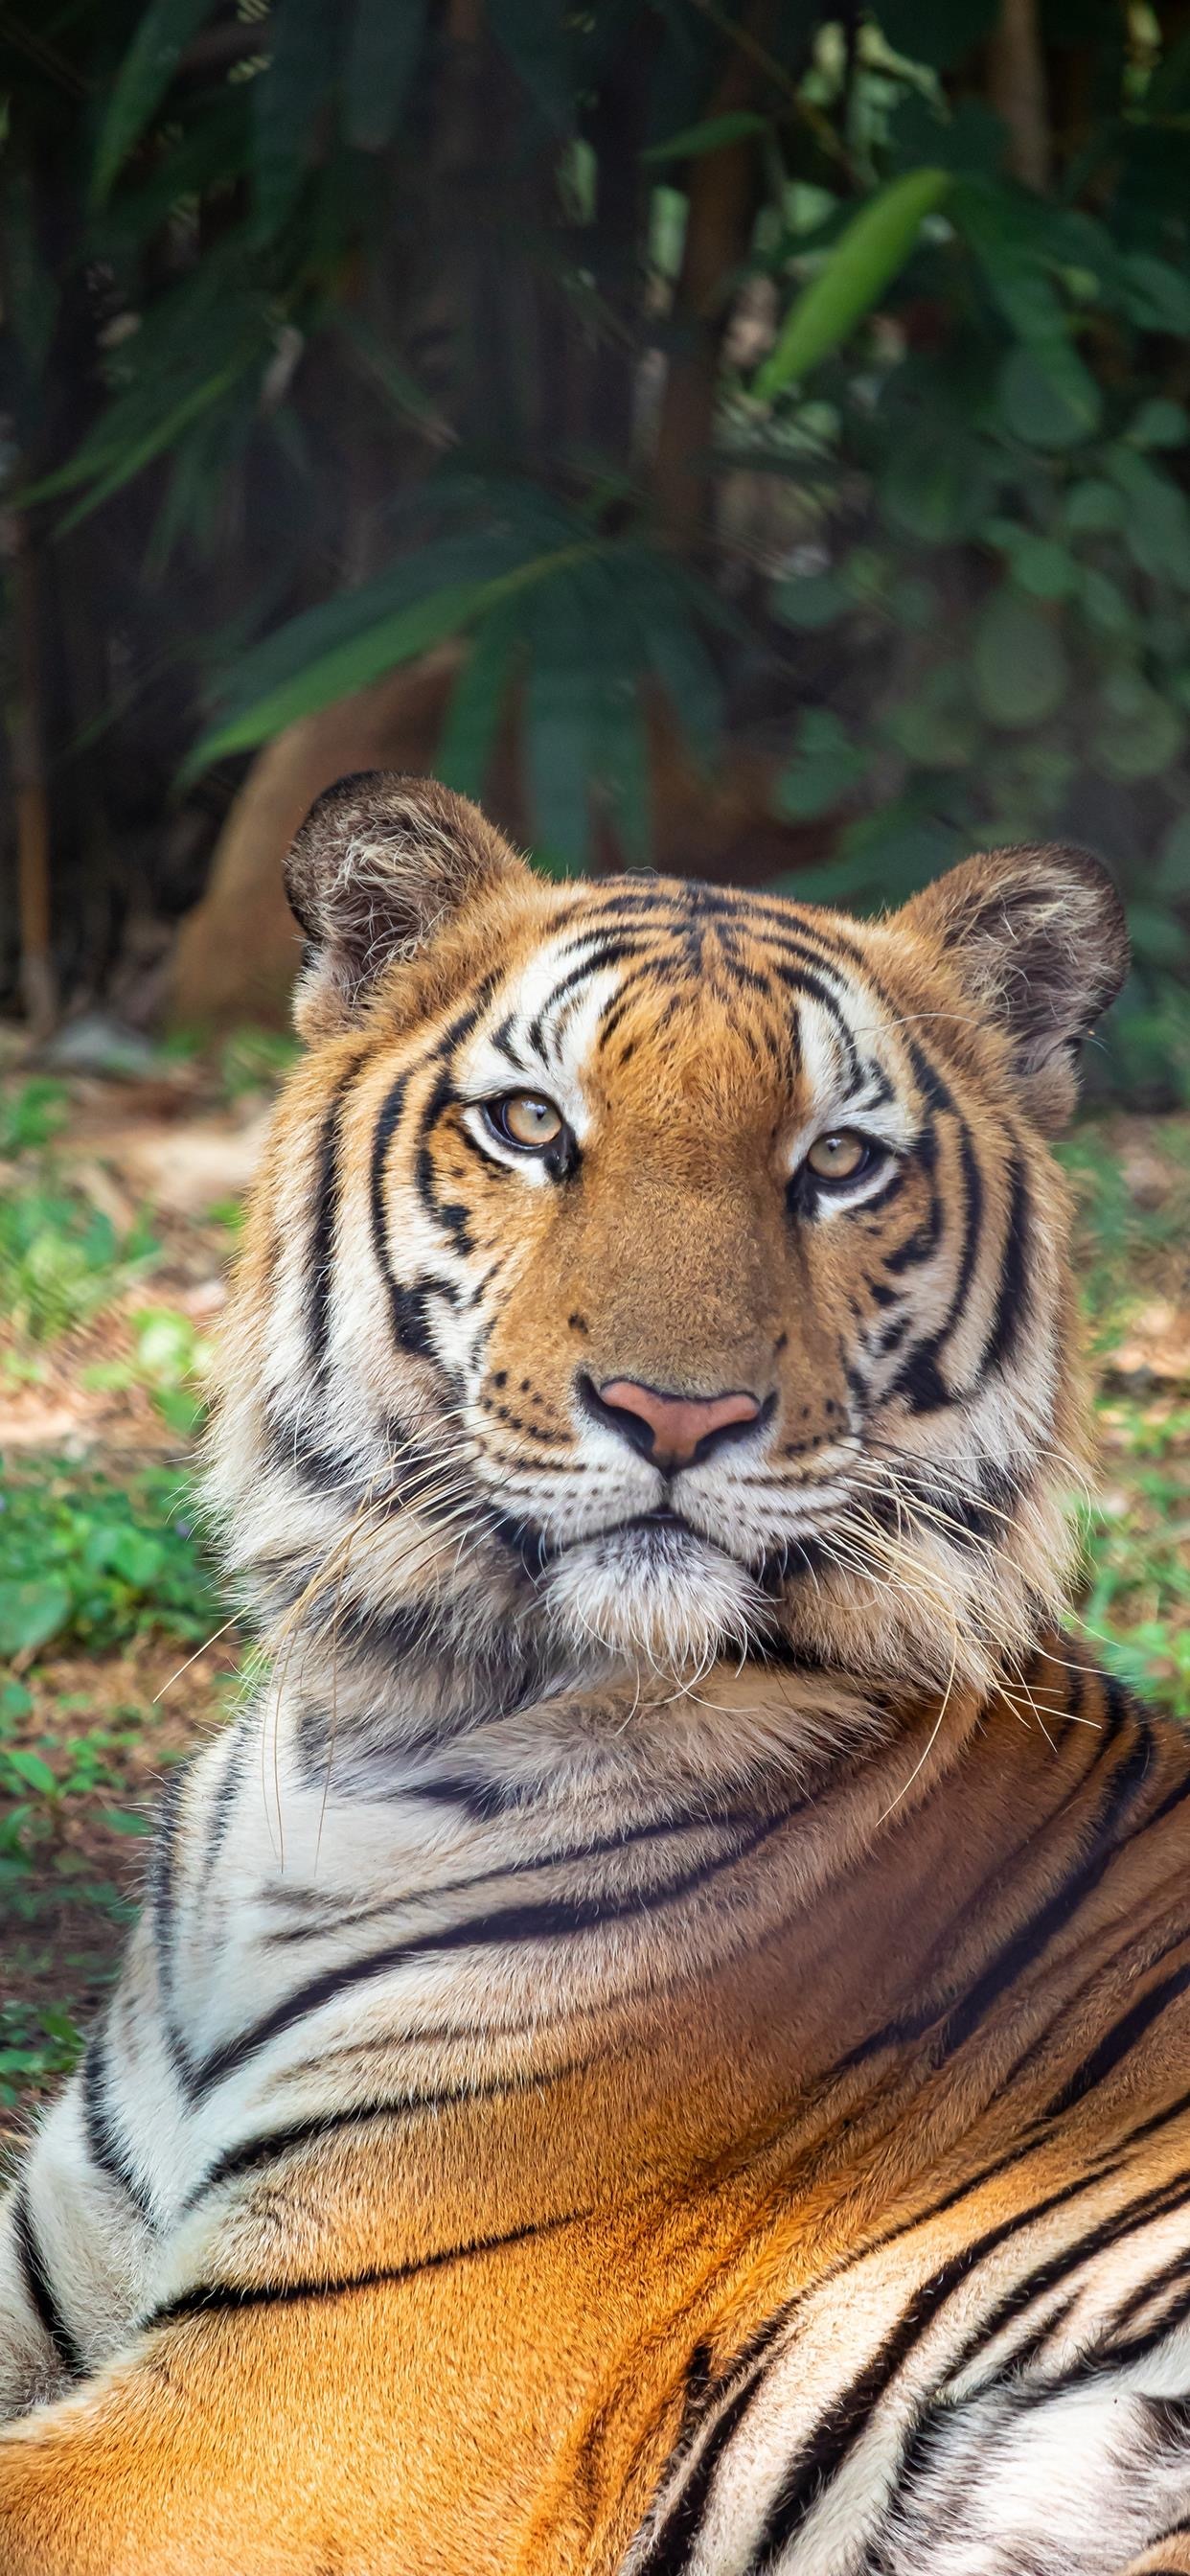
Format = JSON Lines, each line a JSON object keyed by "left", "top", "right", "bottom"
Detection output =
{"left": 1, "top": 1039, "right": 1189, "bottom": 2157}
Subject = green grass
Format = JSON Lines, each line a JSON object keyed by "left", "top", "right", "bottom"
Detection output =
{"left": 0, "top": 1460, "right": 223, "bottom": 1663}
{"left": 0, "top": 1177, "right": 160, "bottom": 1344}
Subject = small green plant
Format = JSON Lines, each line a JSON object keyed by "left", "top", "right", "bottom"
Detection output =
{"left": 0, "top": 1080, "right": 69, "bottom": 1158}
{"left": 0, "top": 2002, "right": 85, "bottom": 2113}
{"left": 217, "top": 1028, "right": 301, "bottom": 1101}
{"left": 0, "top": 1178, "right": 160, "bottom": 1342}
{"left": 81, "top": 1305, "right": 217, "bottom": 1438}
{"left": 0, "top": 1460, "right": 224, "bottom": 1663}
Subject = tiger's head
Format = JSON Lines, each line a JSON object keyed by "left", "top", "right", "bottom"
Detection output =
{"left": 210, "top": 773, "right": 1126, "bottom": 1734}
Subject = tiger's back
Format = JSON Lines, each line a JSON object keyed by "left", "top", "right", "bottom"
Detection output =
{"left": 3, "top": 777, "right": 1190, "bottom": 2576}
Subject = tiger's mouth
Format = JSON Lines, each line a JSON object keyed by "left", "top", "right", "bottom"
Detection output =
{"left": 536, "top": 1509, "right": 774, "bottom": 1666}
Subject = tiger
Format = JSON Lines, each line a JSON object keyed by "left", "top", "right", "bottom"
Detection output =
{"left": 3, "top": 771, "right": 1190, "bottom": 2576}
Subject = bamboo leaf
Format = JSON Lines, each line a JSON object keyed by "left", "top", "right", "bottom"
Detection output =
{"left": 54, "top": 362, "right": 251, "bottom": 533}
{"left": 343, "top": 0, "right": 426, "bottom": 151}
{"left": 92, "top": 0, "right": 221, "bottom": 203}
{"left": 253, "top": 0, "right": 338, "bottom": 242}
{"left": 187, "top": 541, "right": 602, "bottom": 774}
{"left": 642, "top": 110, "right": 768, "bottom": 165}
{"left": 487, "top": 0, "right": 575, "bottom": 131}
{"left": 437, "top": 600, "right": 523, "bottom": 799}
{"left": 202, "top": 530, "right": 536, "bottom": 724}
{"left": 525, "top": 576, "right": 597, "bottom": 873}
{"left": 755, "top": 167, "right": 951, "bottom": 397}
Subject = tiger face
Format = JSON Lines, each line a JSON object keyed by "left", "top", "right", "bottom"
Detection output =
{"left": 210, "top": 776, "right": 1126, "bottom": 1724}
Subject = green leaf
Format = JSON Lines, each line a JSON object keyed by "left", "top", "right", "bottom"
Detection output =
{"left": 99, "top": 1807, "right": 154, "bottom": 1837}
{"left": 152, "top": 1386, "right": 206, "bottom": 1438}
{"left": 1156, "top": 815, "right": 1190, "bottom": 894}
{"left": 876, "top": 0, "right": 996, "bottom": 70}
{"left": 771, "top": 571, "right": 849, "bottom": 630}
{"left": 755, "top": 168, "right": 951, "bottom": 398}
{"left": 1108, "top": 448, "right": 1190, "bottom": 588}
{"left": 187, "top": 541, "right": 601, "bottom": 773}
{"left": 92, "top": 0, "right": 221, "bottom": 202}
{"left": 1127, "top": 902, "right": 1190, "bottom": 966}
{"left": 995, "top": 532, "right": 1078, "bottom": 601}
{"left": 253, "top": 0, "right": 338, "bottom": 242}
{"left": 629, "top": 567, "right": 723, "bottom": 762}
{"left": 436, "top": 600, "right": 523, "bottom": 799}
{"left": 525, "top": 575, "right": 595, "bottom": 873}
{"left": 1064, "top": 478, "right": 1123, "bottom": 535}
{"left": 1092, "top": 674, "right": 1183, "bottom": 783}
{"left": 776, "top": 709, "right": 869, "bottom": 820}
{"left": 642, "top": 110, "right": 768, "bottom": 166}
{"left": 343, "top": 0, "right": 426, "bottom": 150}
{"left": 996, "top": 341, "right": 1102, "bottom": 448}
{"left": 880, "top": 427, "right": 994, "bottom": 544}
{"left": 972, "top": 587, "right": 1067, "bottom": 729}
{"left": 883, "top": 670, "right": 980, "bottom": 769}
{"left": 1119, "top": 255, "right": 1190, "bottom": 334}
{"left": 588, "top": 581, "right": 652, "bottom": 868}
{"left": 1128, "top": 398, "right": 1190, "bottom": 451}
{"left": 488, "top": 0, "right": 575, "bottom": 130}
{"left": 1077, "top": 566, "right": 1136, "bottom": 640}
{"left": 36, "top": 356, "right": 253, "bottom": 533}
{"left": 0, "top": 1581, "right": 73, "bottom": 1659}
{"left": 2, "top": 1747, "right": 58, "bottom": 1798}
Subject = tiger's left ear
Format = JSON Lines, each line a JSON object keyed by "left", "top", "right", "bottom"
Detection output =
{"left": 285, "top": 771, "right": 528, "bottom": 1040}
{"left": 898, "top": 843, "right": 1129, "bottom": 1132}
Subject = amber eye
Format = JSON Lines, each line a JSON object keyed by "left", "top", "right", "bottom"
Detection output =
{"left": 484, "top": 1092, "right": 564, "bottom": 1151}
{"left": 806, "top": 1129, "right": 876, "bottom": 1185}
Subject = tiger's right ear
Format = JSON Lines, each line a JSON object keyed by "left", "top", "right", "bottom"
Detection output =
{"left": 285, "top": 771, "right": 527, "bottom": 1040}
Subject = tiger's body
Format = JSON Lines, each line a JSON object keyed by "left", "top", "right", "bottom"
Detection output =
{"left": 2, "top": 777, "right": 1189, "bottom": 2576}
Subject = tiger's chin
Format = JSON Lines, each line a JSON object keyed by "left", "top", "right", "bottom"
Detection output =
{"left": 541, "top": 1517, "right": 768, "bottom": 1670}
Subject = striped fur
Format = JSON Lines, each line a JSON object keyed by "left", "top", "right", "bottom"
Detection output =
{"left": 4, "top": 778, "right": 1190, "bottom": 2576}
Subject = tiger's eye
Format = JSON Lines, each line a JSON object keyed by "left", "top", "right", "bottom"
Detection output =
{"left": 491, "top": 1092, "right": 563, "bottom": 1150}
{"left": 807, "top": 1130, "right": 870, "bottom": 1183}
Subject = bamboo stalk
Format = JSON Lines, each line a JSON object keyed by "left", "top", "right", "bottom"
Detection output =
{"left": 988, "top": 0, "right": 1050, "bottom": 192}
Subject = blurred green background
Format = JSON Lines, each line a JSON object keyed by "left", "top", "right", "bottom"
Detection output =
{"left": 4, "top": 1, "right": 1190, "bottom": 1088}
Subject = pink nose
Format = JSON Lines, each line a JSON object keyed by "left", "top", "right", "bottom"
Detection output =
{"left": 596, "top": 1378, "right": 762, "bottom": 1470}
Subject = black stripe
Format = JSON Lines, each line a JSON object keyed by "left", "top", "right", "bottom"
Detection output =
{"left": 11, "top": 2185, "right": 83, "bottom": 2377}
{"left": 1043, "top": 1953, "right": 1190, "bottom": 2122}
{"left": 201, "top": 1721, "right": 247, "bottom": 1891}
{"left": 81, "top": 2028, "right": 156, "bottom": 2221}
{"left": 980, "top": 1151, "right": 1031, "bottom": 1379}
{"left": 143, "top": 2208, "right": 581, "bottom": 2332}
{"left": 189, "top": 1802, "right": 800, "bottom": 2098}
{"left": 635, "top": 2369, "right": 767, "bottom": 2574}
{"left": 181, "top": 2053, "right": 594, "bottom": 2210}
{"left": 839, "top": 1688, "right": 1141, "bottom": 2074}
{"left": 263, "top": 1804, "right": 754, "bottom": 1944}
{"left": 527, "top": 936, "right": 635, "bottom": 1057}
{"left": 369, "top": 1070, "right": 435, "bottom": 1360}
{"left": 945, "top": 2164, "right": 1190, "bottom": 2389}
{"left": 307, "top": 1062, "right": 361, "bottom": 1372}
{"left": 749, "top": 2161, "right": 1140, "bottom": 2565}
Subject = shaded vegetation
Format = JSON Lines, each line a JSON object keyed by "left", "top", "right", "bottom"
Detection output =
{"left": 5, "top": 4, "right": 1190, "bottom": 1083}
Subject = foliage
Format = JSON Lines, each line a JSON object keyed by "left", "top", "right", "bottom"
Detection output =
{"left": 0, "top": 1177, "right": 160, "bottom": 1343}
{"left": 0, "top": 2001, "right": 86, "bottom": 2116}
{"left": 0, "top": 1460, "right": 222, "bottom": 1660}
{"left": 4, "top": 3, "right": 1190, "bottom": 1070}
